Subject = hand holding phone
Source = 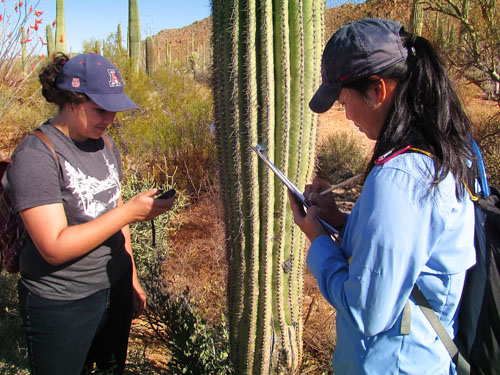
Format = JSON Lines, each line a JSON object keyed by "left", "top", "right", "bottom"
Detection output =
{"left": 156, "top": 188, "right": 176, "bottom": 199}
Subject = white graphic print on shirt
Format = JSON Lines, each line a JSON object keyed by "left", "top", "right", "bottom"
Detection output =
{"left": 64, "top": 154, "right": 121, "bottom": 218}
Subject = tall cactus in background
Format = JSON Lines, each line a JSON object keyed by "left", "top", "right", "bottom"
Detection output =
{"left": 55, "top": 0, "right": 66, "bottom": 53}
{"left": 165, "top": 40, "right": 171, "bottom": 64}
{"left": 128, "top": 0, "right": 141, "bottom": 73}
{"left": 145, "top": 36, "right": 154, "bottom": 75}
{"left": 46, "top": 24, "right": 55, "bottom": 57}
{"left": 211, "top": 0, "right": 324, "bottom": 373}
{"left": 410, "top": 0, "right": 424, "bottom": 35}
{"left": 116, "top": 23, "right": 124, "bottom": 53}
{"left": 95, "top": 40, "right": 102, "bottom": 55}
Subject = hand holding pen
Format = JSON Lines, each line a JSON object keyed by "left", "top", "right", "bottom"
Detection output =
{"left": 305, "top": 177, "right": 347, "bottom": 230}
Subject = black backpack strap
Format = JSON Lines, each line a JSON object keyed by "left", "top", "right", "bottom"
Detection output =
{"left": 411, "top": 285, "right": 471, "bottom": 375}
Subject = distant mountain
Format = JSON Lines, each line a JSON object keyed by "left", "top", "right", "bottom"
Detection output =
{"left": 148, "top": 0, "right": 413, "bottom": 67}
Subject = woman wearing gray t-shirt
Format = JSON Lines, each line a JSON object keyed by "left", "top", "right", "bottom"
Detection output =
{"left": 7, "top": 53, "right": 175, "bottom": 375}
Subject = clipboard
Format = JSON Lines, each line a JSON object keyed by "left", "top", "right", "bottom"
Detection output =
{"left": 253, "top": 144, "right": 339, "bottom": 236}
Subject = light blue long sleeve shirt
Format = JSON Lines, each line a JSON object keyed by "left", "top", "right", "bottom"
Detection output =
{"left": 307, "top": 152, "right": 476, "bottom": 375}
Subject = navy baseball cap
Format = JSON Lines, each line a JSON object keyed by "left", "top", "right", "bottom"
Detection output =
{"left": 309, "top": 18, "right": 408, "bottom": 113}
{"left": 56, "top": 53, "right": 138, "bottom": 112}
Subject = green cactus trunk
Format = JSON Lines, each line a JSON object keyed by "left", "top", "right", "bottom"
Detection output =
{"left": 146, "top": 36, "right": 154, "bottom": 75}
{"left": 211, "top": 0, "right": 323, "bottom": 373}
{"left": 410, "top": 0, "right": 424, "bottom": 35}
{"left": 55, "top": 0, "right": 66, "bottom": 54}
{"left": 116, "top": 23, "right": 124, "bottom": 53}
{"left": 165, "top": 41, "right": 171, "bottom": 64}
{"left": 46, "top": 24, "right": 55, "bottom": 57}
{"left": 128, "top": 0, "right": 141, "bottom": 73}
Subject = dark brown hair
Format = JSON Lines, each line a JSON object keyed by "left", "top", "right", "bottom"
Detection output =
{"left": 39, "top": 53, "right": 89, "bottom": 109}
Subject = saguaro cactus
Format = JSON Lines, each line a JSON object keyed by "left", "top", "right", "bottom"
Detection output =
{"left": 116, "top": 23, "right": 124, "bottom": 53}
{"left": 55, "top": 0, "right": 66, "bottom": 53}
{"left": 211, "top": 0, "right": 324, "bottom": 373}
{"left": 128, "top": 0, "right": 141, "bottom": 73}
{"left": 46, "top": 24, "right": 55, "bottom": 57}
{"left": 410, "top": 0, "right": 424, "bottom": 35}
{"left": 145, "top": 35, "right": 154, "bottom": 75}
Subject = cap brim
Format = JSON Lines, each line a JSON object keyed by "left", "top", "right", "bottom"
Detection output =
{"left": 87, "top": 92, "right": 139, "bottom": 112}
{"left": 309, "top": 83, "right": 341, "bottom": 114}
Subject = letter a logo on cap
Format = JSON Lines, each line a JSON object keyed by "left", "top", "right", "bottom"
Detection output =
{"left": 108, "top": 69, "right": 122, "bottom": 87}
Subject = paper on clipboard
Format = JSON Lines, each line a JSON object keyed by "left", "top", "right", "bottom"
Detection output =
{"left": 253, "top": 144, "right": 338, "bottom": 236}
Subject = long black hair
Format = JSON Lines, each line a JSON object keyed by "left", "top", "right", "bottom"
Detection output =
{"left": 345, "top": 29, "right": 475, "bottom": 199}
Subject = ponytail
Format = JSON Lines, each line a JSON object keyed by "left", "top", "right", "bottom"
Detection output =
{"left": 366, "top": 30, "right": 475, "bottom": 198}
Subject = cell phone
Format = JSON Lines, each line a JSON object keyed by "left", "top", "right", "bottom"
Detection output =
{"left": 156, "top": 188, "right": 176, "bottom": 199}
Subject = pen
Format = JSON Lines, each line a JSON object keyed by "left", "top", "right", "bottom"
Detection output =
{"left": 319, "top": 174, "right": 363, "bottom": 195}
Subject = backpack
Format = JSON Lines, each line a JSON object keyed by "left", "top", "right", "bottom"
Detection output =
{"left": 408, "top": 140, "right": 500, "bottom": 375}
{"left": 0, "top": 130, "right": 58, "bottom": 273}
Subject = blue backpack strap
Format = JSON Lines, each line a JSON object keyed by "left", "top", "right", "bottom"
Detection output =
{"left": 471, "top": 138, "right": 490, "bottom": 197}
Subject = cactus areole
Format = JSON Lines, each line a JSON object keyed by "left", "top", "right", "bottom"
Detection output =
{"left": 211, "top": 0, "right": 324, "bottom": 373}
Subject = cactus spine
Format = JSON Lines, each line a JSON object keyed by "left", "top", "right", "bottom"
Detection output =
{"left": 145, "top": 36, "right": 154, "bottom": 75}
{"left": 46, "top": 24, "right": 55, "bottom": 57}
{"left": 128, "top": 0, "right": 141, "bottom": 73}
{"left": 212, "top": 0, "right": 324, "bottom": 373}
{"left": 55, "top": 0, "right": 66, "bottom": 53}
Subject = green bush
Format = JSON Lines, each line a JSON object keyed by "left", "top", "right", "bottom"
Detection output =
{"left": 315, "top": 131, "right": 368, "bottom": 185}
{"left": 142, "top": 275, "right": 233, "bottom": 375}
{"left": 120, "top": 161, "right": 186, "bottom": 279}
{"left": 0, "top": 71, "right": 55, "bottom": 154}
{"left": 111, "top": 65, "right": 216, "bottom": 197}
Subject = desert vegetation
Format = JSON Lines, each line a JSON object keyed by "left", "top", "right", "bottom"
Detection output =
{"left": 1, "top": 0, "right": 499, "bottom": 374}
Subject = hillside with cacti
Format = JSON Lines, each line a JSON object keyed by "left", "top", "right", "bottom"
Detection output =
{"left": 141, "top": 17, "right": 212, "bottom": 74}
{"left": 142, "top": 0, "right": 437, "bottom": 72}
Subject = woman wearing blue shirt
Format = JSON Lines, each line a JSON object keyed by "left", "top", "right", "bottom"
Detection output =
{"left": 289, "top": 19, "right": 476, "bottom": 374}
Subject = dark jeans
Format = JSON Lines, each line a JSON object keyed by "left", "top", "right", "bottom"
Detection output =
{"left": 18, "top": 270, "right": 133, "bottom": 375}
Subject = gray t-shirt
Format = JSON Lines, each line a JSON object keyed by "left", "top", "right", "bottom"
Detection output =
{"left": 7, "top": 122, "right": 131, "bottom": 300}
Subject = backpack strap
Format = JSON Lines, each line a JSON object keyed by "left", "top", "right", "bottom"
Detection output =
{"left": 31, "top": 129, "right": 111, "bottom": 166}
{"left": 31, "top": 129, "right": 59, "bottom": 166}
{"left": 410, "top": 285, "right": 471, "bottom": 375}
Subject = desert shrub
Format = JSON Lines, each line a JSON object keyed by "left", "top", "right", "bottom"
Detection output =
{"left": 110, "top": 65, "right": 216, "bottom": 198}
{"left": 474, "top": 113, "right": 500, "bottom": 189}
{"left": 0, "top": 70, "right": 54, "bottom": 155}
{"left": 120, "top": 161, "right": 186, "bottom": 279}
{"left": 315, "top": 131, "right": 369, "bottom": 185}
{"left": 122, "top": 167, "right": 232, "bottom": 374}
{"left": 141, "top": 268, "right": 233, "bottom": 375}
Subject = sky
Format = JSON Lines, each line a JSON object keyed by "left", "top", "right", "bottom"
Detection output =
{"left": 30, "top": 0, "right": 213, "bottom": 53}
{"left": 24, "top": 0, "right": 361, "bottom": 54}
